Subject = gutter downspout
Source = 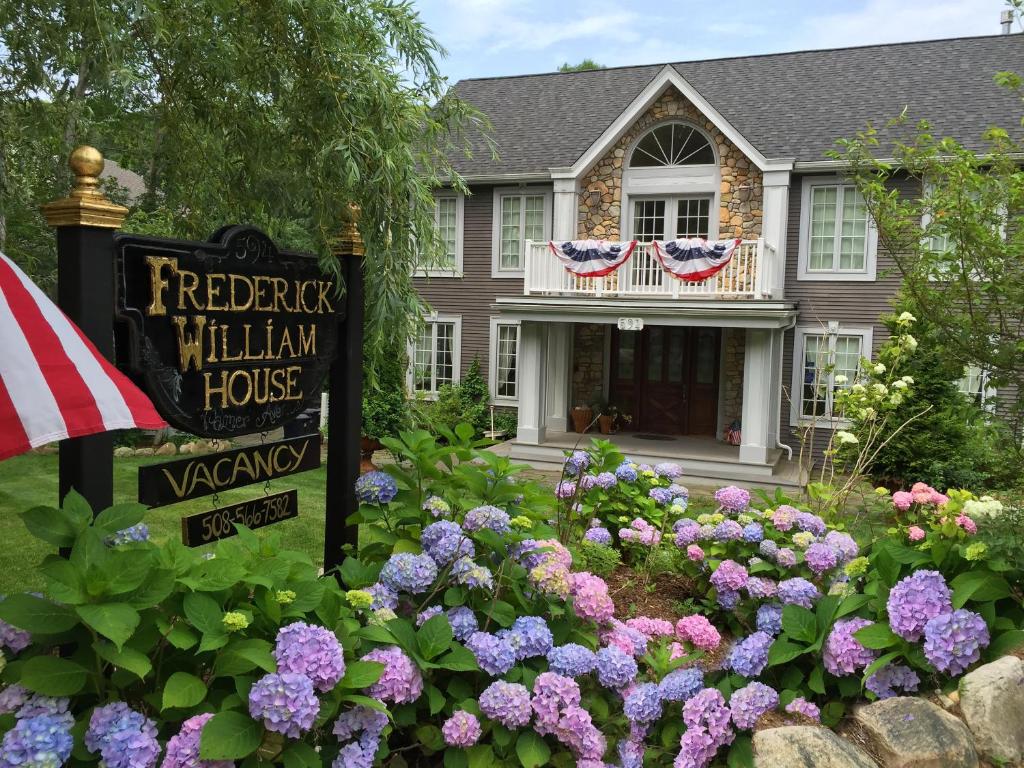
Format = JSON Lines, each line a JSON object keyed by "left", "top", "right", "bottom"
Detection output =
{"left": 775, "top": 316, "right": 798, "bottom": 461}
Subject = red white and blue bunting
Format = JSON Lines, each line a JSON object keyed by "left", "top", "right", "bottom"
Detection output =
{"left": 547, "top": 239, "right": 638, "bottom": 277}
{"left": 652, "top": 238, "right": 741, "bottom": 282}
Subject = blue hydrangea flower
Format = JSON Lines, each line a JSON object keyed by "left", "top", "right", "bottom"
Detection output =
{"left": 595, "top": 646, "right": 638, "bottom": 689}
{"left": 728, "top": 632, "right": 773, "bottom": 678}
{"left": 248, "top": 672, "right": 319, "bottom": 738}
{"left": 367, "top": 582, "right": 398, "bottom": 611}
{"left": 451, "top": 557, "right": 494, "bottom": 591}
{"left": 546, "top": 643, "right": 597, "bottom": 677}
{"left": 759, "top": 539, "right": 779, "bottom": 558}
{"left": 0, "top": 713, "right": 73, "bottom": 768}
{"left": 778, "top": 577, "right": 821, "bottom": 609}
{"left": 742, "top": 523, "right": 764, "bottom": 543}
{"left": 584, "top": 527, "right": 613, "bottom": 546}
{"left": 466, "top": 632, "right": 516, "bottom": 676}
{"left": 446, "top": 607, "right": 478, "bottom": 641}
{"left": 85, "top": 702, "right": 159, "bottom": 768}
{"left": 658, "top": 668, "right": 704, "bottom": 702}
{"left": 421, "top": 521, "right": 474, "bottom": 566}
{"left": 463, "top": 505, "right": 511, "bottom": 535}
{"left": 105, "top": 524, "right": 150, "bottom": 547}
{"left": 615, "top": 463, "right": 638, "bottom": 482}
{"left": 649, "top": 488, "right": 674, "bottom": 506}
{"left": 379, "top": 553, "right": 437, "bottom": 594}
{"left": 623, "top": 682, "right": 663, "bottom": 723}
{"left": 756, "top": 603, "right": 784, "bottom": 636}
{"left": 355, "top": 471, "right": 398, "bottom": 504}
{"left": 730, "top": 682, "right": 779, "bottom": 730}
{"left": 501, "top": 616, "right": 553, "bottom": 660}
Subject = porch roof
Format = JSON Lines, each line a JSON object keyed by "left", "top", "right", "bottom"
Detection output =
{"left": 494, "top": 296, "right": 798, "bottom": 329}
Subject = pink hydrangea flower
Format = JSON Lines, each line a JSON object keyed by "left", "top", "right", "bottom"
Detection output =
{"left": 687, "top": 544, "right": 705, "bottom": 561}
{"left": 569, "top": 572, "right": 615, "bottom": 624}
{"left": 675, "top": 615, "right": 721, "bottom": 651}
{"left": 892, "top": 491, "right": 913, "bottom": 511}
{"left": 907, "top": 526, "right": 926, "bottom": 542}
{"left": 956, "top": 515, "right": 977, "bottom": 535}
{"left": 625, "top": 617, "right": 675, "bottom": 639}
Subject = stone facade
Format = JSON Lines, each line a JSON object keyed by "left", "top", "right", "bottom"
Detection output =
{"left": 720, "top": 329, "right": 745, "bottom": 434}
{"left": 571, "top": 323, "right": 607, "bottom": 408}
{"left": 577, "top": 87, "right": 763, "bottom": 241}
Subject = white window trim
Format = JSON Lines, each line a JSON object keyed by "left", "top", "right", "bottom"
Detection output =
{"left": 797, "top": 175, "right": 878, "bottom": 282}
{"left": 417, "top": 192, "right": 464, "bottom": 277}
{"left": 790, "top": 324, "right": 874, "bottom": 427}
{"left": 957, "top": 365, "right": 998, "bottom": 413}
{"left": 407, "top": 314, "right": 462, "bottom": 400}
{"left": 488, "top": 317, "right": 521, "bottom": 404}
{"left": 491, "top": 187, "right": 552, "bottom": 279}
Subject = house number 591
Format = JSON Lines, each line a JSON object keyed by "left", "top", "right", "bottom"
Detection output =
{"left": 617, "top": 317, "right": 644, "bottom": 331}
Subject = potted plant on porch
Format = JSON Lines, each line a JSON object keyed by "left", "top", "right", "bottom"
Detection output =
{"left": 360, "top": 343, "right": 410, "bottom": 472}
{"left": 571, "top": 403, "right": 594, "bottom": 433}
{"left": 593, "top": 399, "right": 615, "bottom": 435}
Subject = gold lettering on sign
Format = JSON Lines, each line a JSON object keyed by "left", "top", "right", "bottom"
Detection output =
{"left": 298, "top": 325, "right": 316, "bottom": 357}
{"left": 229, "top": 274, "right": 253, "bottom": 311}
{"left": 159, "top": 441, "right": 311, "bottom": 499}
{"left": 145, "top": 256, "right": 177, "bottom": 316}
{"left": 172, "top": 315, "right": 207, "bottom": 372}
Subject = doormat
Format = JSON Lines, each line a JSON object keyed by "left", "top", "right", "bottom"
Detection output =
{"left": 633, "top": 434, "right": 677, "bottom": 441}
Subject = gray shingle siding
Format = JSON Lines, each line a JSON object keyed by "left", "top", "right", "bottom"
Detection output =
{"left": 449, "top": 34, "right": 1024, "bottom": 177}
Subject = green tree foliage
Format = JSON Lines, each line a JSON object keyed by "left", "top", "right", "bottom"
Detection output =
{"left": 558, "top": 59, "right": 604, "bottom": 72}
{"left": 831, "top": 74, "right": 1024, "bottom": 439}
{"left": 361, "top": 340, "right": 410, "bottom": 440}
{"left": 0, "top": 0, "right": 490, "bottom": 373}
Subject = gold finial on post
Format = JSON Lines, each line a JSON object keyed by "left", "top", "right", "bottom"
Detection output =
{"left": 332, "top": 202, "right": 365, "bottom": 258}
{"left": 41, "top": 145, "right": 129, "bottom": 229}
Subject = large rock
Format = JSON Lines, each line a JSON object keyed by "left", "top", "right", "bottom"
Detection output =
{"left": 754, "top": 726, "right": 878, "bottom": 767}
{"left": 113, "top": 446, "right": 134, "bottom": 458}
{"left": 959, "top": 655, "right": 1024, "bottom": 765}
{"left": 853, "top": 697, "right": 977, "bottom": 768}
{"left": 155, "top": 442, "right": 177, "bottom": 456}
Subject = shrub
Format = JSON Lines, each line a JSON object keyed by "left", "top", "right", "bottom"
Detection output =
{"left": 362, "top": 341, "right": 409, "bottom": 440}
{"left": 575, "top": 539, "right": 622, "bottom": 577}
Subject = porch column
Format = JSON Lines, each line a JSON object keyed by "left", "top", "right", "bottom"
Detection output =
{"left": 544, "top": 323, "right": 571, "bottom": 432}
{"left": 739, "top": 328, "right": 773, "bottom": 464}
{"left": 551, "top": 173, "right": 578, "bottom": 240}
{"left": 761, "top": 169, "right": 791, "bottom": 299}
{"left": 517, "top": 321, "right": 548, "bottom": 444}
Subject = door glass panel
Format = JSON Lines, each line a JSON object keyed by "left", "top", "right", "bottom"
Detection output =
{"left": 695, "top": 329, "right": 716, "bottom": 385}
{"left": 676, "top": 198, "right": 711, "bottom": 239}
{"left": 667, "top": 330, "right": 685, "bottom": 383}
{"left": 647, "top": 327, "right": 664, "bottom": 381}
{"left": 632, "top": 200, "right": 666, "bottom": 242}
{"left": 617, "top": 333, "right": 636, "bottom": 379}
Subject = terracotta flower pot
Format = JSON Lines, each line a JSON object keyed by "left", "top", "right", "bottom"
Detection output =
{"left": 360, "top": 436, "right": 382, "bottom": 473}
{"left": 571, "top": 407, "right": 593, "bottom": 433}
{"left": 598, "top": 414, "right": 614, "bottom": 435}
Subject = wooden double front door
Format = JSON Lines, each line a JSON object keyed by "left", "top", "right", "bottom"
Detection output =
{"left": 610, "top": 326, "right": 721, "bottom": 436}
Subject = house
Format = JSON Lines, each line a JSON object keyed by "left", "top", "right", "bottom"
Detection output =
{"left": 412, "top": 33, "right": 1023, "bottom": 485}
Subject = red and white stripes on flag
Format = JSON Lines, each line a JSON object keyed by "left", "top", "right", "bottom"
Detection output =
{"left": 547, "top": 240, "right": 638, "bottom": 277}
{"left": 0, "top": 250, "right": 166, "bottom": 461}
{"left": 652, "top": 238, "right": 742, "bottom": 281}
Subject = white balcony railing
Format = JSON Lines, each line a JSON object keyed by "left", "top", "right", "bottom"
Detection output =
{"left": 523, "top": 239, "right": 776, "bottom": 299}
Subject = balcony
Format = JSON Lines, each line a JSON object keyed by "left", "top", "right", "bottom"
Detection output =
{"left": 523, "top": 239, "right": 777, "bottom": 300}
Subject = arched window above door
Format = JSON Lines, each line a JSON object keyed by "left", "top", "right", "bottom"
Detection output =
{"left": 629, "top": 123, "right": 716, "bottom": 168}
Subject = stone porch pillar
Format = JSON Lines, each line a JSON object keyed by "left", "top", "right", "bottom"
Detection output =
{"left": 517, "top": 321, "right": 548, "bottom": 444}
{"left": 544, "top": 323, "right": 571, "bottom": 432}
{"left": 739, "top": 328, "right": 774, "bottom": 464}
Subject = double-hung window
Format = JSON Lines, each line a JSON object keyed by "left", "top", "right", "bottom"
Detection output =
{"left": 411, "top": 317, "right": 461, "bottom": 397}
{"left": 421, "top": 193, "right": 463, "bottom": 275}
{"left": 492, "top": 188, "right": 551, "bottom": 277}
{"left": 489, "top": 318, "right": 520, "bottom": 402}
{"left": 957, "top": 365, "right": 996, "bottom": 411}
{"left": 792, "top": 326, "right": 872, "bottom": 423}
{"left": 798, "top": 177, "right": 877, "bottom": 280}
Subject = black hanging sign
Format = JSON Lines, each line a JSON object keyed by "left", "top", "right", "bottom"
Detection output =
{"left": 181, "top": 489, "right": 299, "bottom": 546}
{"left": 138, "top": 434, "right": 320, "bottom": 508}
{"left": 114, "top": 226, "right": 339, "bottom": 438}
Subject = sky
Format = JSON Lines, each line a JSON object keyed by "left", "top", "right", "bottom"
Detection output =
{"left": 415, "top": 0, "right": 1015, "bottom": 83}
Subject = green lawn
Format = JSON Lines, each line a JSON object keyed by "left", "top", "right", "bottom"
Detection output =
{"left": 0, "top": 453, "right": 329, "bottom": 594}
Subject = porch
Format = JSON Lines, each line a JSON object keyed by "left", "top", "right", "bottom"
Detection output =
{"left": 523, "top": 239, "right": 780, "bottom": 299}
{"left": 503, "top": 431, "right": 803, "bottom": 489}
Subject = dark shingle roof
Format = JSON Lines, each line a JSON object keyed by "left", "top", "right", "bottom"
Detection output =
{"left": 449, "top": 34, "right": 1024, "bottom": 176}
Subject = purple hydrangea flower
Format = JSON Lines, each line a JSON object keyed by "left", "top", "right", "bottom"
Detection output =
{"left": 866, "top": 663, "right": 921, "bottom": 699}
{"left": 682, "top": 687, "right": 734, "bottom": 748}
{"left": 584, "top": 527, "right": 613, "bottom": 546}
{"left": 594, "top": 472, "right": 618, "bottom": 489}
{"left": 756, "top": 603, "right": 784, "bottom": 636}
{"left": 717, "top": 590, "right": 740, "bottom": 610}
{"left": 379, "top": 552, "right": 437, "bottom": 594}
{"left": 0, "top": 686, "right": 28, "bottom": 716}
{"left": 563, "top": 450, "right": 591, "bottom": 477}
{"left": 805, "top": 542, "right": 839, "bottom": 575}
{"left": 366, "top": 582, "right": 398, "bottom": 611}
{"left": 742, "top": 523, "right": 765, "bottom": 543}
{"left": 248, "top": 672, "right": 319, "bottom": 738}
{"left": 715, "top": 485, "right": 750, "bottom": 512}
{"left": 555, "top": 481, "right": 577, "bottom": 499}
{"left": 0, "top": 597, "right": 30, "bottom": 654}
{"left": 466, "top": 632, "right": 516, "bottom": 676}
{"left": 713, "top": 520, "right": 744, "bottom": 542}
{"left": 728, "top": 632, "right": 773, "bottom": 678}
{"left": 595, "top": 645, "right": 638, "bottom": 689}
{"left": 451, "top": 557, "right": 494, "bottom": 591}
{"left": 479, "top": 681, "right": 532, "bottom": 728}
{"left": 759, "top": 539, "right": 779, "bottom": 559}
{"left": 16, "top": 695, "right": 68, "bottom": 719}
{"left": 655, "top": 462, "right": 683, "bottom": 478}
{"left": 0, "top": 713, "right": 73, "bottom": 768}
{"left": 658, "top": 668, "right": 704, "bottom": 702}
{"left": 442, "top": 710, "right": 481, "bottom": 748}
{"left": 547, "top": 643, "right": 597, "bottom": 677}
{"left": 746, "top": 577, "right": 777, "bottom": 600}
{"left": 776, "top": 547, "right": 797, "bottom": 568}
{"left": 274, "top": 621, "right": 346, "bottom": 692}
{"left": 446, "top": 607, "right": 478, "bottom": 641}
{"left": 162, "top": 713, "right": 233, "bottom": 768}
{"left": 923, "top": 609, "right": 990, "bottom": 675}
{"left": 332, "top": 704, "right": 388, "bottom": 745}
{"left": 887, "top": 570, "right": 953, "bottom": 641}
{"left": 778, "top": 577, "right": 820, "bottom": 609}
{"left": 730, "top": 682, "right": 779, "bottom": 730}
{"left": 674, "top": 519, "right": 701, "bottom": 547}
{"left": 823, "top": 618, "right": 878, "bottom": 676}
{"left": 623, "top": 682, "right": 663, "bottom": 723}
{"left": 649, "top": 487, "right": 674, "bottom": 506}
{"left": 502, "top": 615, "right": 553, "bottom": 660}
{"left": 361, "top": 646, "right": 423, "bottom": 704}
{"left": 421, "top": 521, "right": 474, "bottom": 566}
{"left": 710, "top": 560, "right": 749, "bottom": 592}
{"left": 824, "top": 531, "right": 859, "bottom": 563}
{"left": 785, "top": 697, "right": 821, "bottom": 721}
{"left": 794, "top": 512, "right": 827, "bottom": 536}
{"left": 615, "top": 463, "right": 638, "bottom": 482}
{"left": 332, "top": 742, "right": 375, "bottom": 768}
{"left": 85, "top": 702, "right": 159, "bottom": 768}
{"left": 463, "top": 505, "right": 511, "bottom": 535}
{"left": 416, "top": 606, "right": 443, "bottom": 626}
{"left": 355, "top": 471, "right": 398, "bottom": 504}
{"left": 105, "top": 523, "right": 150, "bottom": 547}
{"left": 422, "top": 495, "right": 450, "bottom": 518}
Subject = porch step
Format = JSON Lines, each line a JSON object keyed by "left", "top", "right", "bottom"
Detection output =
{"left": 505, "top": 441, "right": 802, "bottom": 491}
